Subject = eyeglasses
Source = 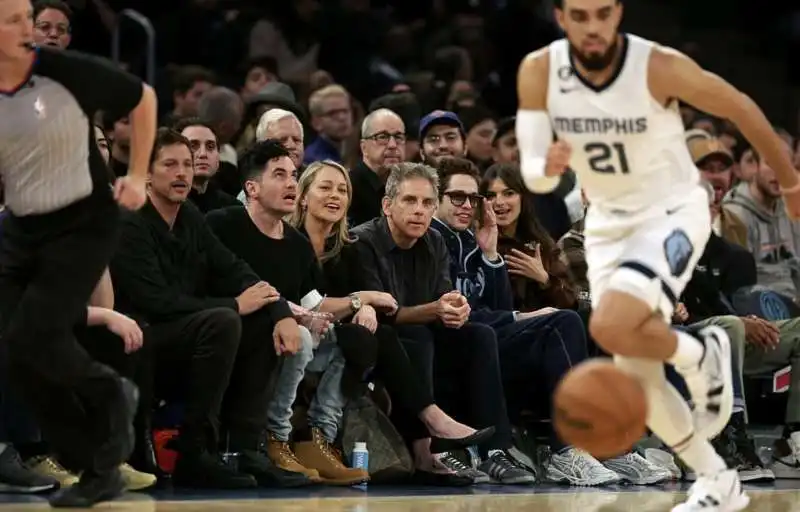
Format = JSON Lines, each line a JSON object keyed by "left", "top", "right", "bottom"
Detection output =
{"left": 363, "top": 131, "right": 407, "bottom": 145}
{"left": 444, "top": 191, "right": 482, "bottom": 208}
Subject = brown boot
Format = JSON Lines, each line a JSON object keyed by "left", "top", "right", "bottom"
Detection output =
{"left": 294, "top": 428, "right": 370, "bottom": 486}
{"left": 265, "top": 433, "right": 321, "bottom": 482}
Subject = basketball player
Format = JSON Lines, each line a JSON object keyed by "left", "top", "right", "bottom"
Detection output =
{"left": 0, "top": 0, "right": 155, "bottom": 507}
{"left": 516, "top": 0, "right": 800, "bottom": 510}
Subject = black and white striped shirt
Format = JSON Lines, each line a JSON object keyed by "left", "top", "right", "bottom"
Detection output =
{"left": 0, "top": 47, "right": 142, "bottom": 216}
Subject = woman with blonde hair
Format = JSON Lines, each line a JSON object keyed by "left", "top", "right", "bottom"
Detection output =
{"left": 290, "top": 160, "right": 494, "bottom": 484}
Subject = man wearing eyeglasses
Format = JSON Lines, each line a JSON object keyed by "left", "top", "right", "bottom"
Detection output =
{"left": 32, "top": 0, "right": 72, "bottom": 49}
{"left": 349, "top": 108, "right": 407, "bottom": 227}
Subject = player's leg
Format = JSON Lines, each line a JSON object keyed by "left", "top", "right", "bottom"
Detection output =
{"left": 587, "top": 189, "right": 732, "bottom": 439}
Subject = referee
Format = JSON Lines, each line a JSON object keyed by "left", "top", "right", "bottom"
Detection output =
{"left": 0, "top": 0, "right": 155, "bottom": 507}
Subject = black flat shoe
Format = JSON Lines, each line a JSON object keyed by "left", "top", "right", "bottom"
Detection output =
{"left": 412, "top": 469, "right": 474, "bottom": 487}
{"left": 429, "top": 426, "right": 495, "bottom": 454}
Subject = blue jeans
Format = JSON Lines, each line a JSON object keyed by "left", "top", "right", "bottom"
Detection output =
{"left": 267, "top": 326, "right": 346, "bottom": 443}
{"left": 494, "top": 310, "right": 589, "bottom": 449}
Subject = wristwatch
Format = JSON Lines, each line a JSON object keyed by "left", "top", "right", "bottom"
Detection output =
{"left": 349, "top": 293, "right": 363, "bottom": 313}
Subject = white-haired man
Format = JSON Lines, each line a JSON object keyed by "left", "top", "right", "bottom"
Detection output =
{"left": 238, "top": 109, "right": 306, "bottom": 203}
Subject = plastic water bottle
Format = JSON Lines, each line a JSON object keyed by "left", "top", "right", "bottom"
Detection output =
{"left": 352, "top": 442, "right": 369, "bottom": 489}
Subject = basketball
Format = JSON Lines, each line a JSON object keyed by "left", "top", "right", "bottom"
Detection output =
{"left": 553, "top": 359, "right": 648, "bottom": 460}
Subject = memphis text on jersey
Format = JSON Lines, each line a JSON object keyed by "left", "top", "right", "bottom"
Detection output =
{"left": 554, "top": 116, "right": 648, "bottom": 135}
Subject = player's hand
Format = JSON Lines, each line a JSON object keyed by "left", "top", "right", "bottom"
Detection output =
{"left": 437, "top": 291, "right": 470, "bottom": 328}
{"left": 273, "top": 317, "right": 302, "bottom": 355}
{"left": 672, "top": 303, "right": 689, "bottom": 324}
{"left": 104, "top": 310, "right": 144, "bottom": 354}
{"left": 236, "top": 282, "right": 280, "bottom": 315}
{"left": 506, "top": 247, "right": 549, "bottom": 284}
{"left": 113, "top": 175, "right": 147, "bottom": 211}
{"left": 545, "top": 141, "right": 571, "bottom": 177}
{"left": 742, "top": 316, "right": 780, "bottom": 350}
{"left": 352, "top": 305, "right": 378, "bottom": 333}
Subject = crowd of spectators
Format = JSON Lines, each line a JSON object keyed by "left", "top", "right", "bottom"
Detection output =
{"left": 2, "top": 0, "right": 800, "bottom": 500}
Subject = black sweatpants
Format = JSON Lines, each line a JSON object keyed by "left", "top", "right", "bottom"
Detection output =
{"left": 0, "top": 193, "right": 128, "bottom": 473}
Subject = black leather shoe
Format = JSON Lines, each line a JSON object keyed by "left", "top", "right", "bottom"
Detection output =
{"left": 172, "top": 450, "right": 257, "bottom": 490}
{"left": 49, "top": 467, "right": 125, "bottom": 508}
{"left": 429, "top": 426, "right": 495, "bottom": 454}
{"left": 411, "top": 469, "right": 474, "bottom": 487}
{"left": 238, "top": 450, "right": 314, "bottom": 488}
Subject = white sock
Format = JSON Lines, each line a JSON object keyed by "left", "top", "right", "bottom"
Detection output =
{"left": 667, "top": 330, "right": 705, "bottom": 369}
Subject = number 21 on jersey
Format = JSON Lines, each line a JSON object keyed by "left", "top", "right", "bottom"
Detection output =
{"left": 585, "top": 142, "right": 630, "bottom": 174}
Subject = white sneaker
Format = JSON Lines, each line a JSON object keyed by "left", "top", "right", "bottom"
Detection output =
{"left": 644, "top": 447, "right": 682, "bottom": 480}
{"left": 677, "top": 326, "right": 734, "bottom": 440}
{"left": 671, "top": 469, "right": 750, "bottom": 512}
{"left": 545, "top": 447, "right": 621, "bottom": 486}
{"left": 603, "top": 451, "right": 672, "bottom": 485}
{"left": 770, "top": 432, "right": 800, "bottom": 479}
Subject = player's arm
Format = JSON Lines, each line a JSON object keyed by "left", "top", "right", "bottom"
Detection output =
{"left": 649, "top": 47, "right": 799, "bottom": 193}
{"left": 516, "top": 49, "right": 563, "bottom": 193}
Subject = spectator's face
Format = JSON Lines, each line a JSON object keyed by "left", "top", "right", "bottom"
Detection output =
{"left": 0, "top": 0, "right": 34, "bottom": 60}
{"left": 149, "top": 144, "right": 193, "bottom": 204}
{"left": 698, "top": 157, "right": 732, "bottom": 207}
{"left": 312, "top": 94, "right": 353, "bottom": 142}
{"left": 736, "top": 148, "right": 758, "bottom": 183}
{"left": 181, "top": 125, "right": 219, "bottom": 184}
{"left": 303, "top": 165, "right": 349, "bottom": 225}
{"left": 465, "top": 120, "right": 496, "bottom": 162}
{"left": 485, "top": 178, "right": 521, "bottom": 229}
{"left": 242, "top": 66, "right": 276, "bottom": 99}
{"left": 174, "top": 80, "right": 213, "bottom": 116}
{"left": 360, "top": 115, "right": 406, "bottom": 170}
{"left": 112, "top": 117, "right": 131, "bottom": 150}
{"left": 384, "top": 177, "right": 438, "bottom": 241}
{"left": 556, "top": 0, "right": 622, "bottom": 72}
{"left": 753, "top": 140, "right": 792, "bottom": 200}
{"left": 94, "top": 126, "right": 109, "bottom": 164}
{"left": 439, "top": 174, "right": 480, "bottom": 231}
{"left": 33, "top": 7, "right": 69, "bottom": 49}
{"left": 261, "top": 117, "right": 304, "bottom": 168}
{"left": 493, "top": 133, "right": 519, "bottom": 164}
{"left": 421, "top": 124, "right": 466, "bottom": 166}
{"left": 247, "top": 156, "right": 298, "bottom": 215}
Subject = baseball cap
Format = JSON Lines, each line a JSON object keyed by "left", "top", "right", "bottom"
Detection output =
{"left": 419, "top": 110, "right": 465, "bottom": 140}
{"left": 688, "top": 137, "right": 734, "bottom": 167}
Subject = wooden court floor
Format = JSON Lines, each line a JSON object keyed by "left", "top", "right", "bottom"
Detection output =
{"left": 1, "top": 485, "right": 799, "bottom": 511}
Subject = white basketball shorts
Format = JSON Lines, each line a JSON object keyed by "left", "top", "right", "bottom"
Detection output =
{"left": 584, "top": 185, "right": 711, "bottom": 322}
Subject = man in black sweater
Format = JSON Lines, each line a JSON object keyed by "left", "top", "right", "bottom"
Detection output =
{"left": 110, "top": 129, "right": 308, "bottom": 490}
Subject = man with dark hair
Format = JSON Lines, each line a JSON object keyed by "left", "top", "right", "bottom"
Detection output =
{"left": 418, "top": 110, "right": 468, "bottom": 167}
{"left": 199, "top": 87, "right": 246, "bottom": 196}
{"left": 172, "top": 117, "right": 239, "bottom": 213}
{"left": 239, "top": 56, "right": 280, "bottom": 101}
{"left": 162, "top": 65, "right": 216, "bottom": 126}
{"left": 110, "top": 128, "right": 309, "bottom": 491}
{"left": 32, "top": 0, "right": 72, "bottom": 49}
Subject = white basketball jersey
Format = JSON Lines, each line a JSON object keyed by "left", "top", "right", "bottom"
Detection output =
{"left": 547, "top": 34, "right": 699, "bottom": 211}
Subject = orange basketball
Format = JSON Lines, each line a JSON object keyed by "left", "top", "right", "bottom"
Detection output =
{"left": 553, "top": 359, "right": 648, "bottom": 460}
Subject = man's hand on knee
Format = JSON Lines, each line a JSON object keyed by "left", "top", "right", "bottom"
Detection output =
{"left": 273, "top": 317, "right": 302, "bottom": 355}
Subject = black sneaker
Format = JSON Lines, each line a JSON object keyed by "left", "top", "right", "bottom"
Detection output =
{"left": 172, "top": 450, "right": 257, "bottom": 489}
{"left": 477, "top": 450, "right": 537, "bottom": 485}
{"left": 0, "top": 445, "right": 57, "bottom": 494}
{"left": 49, "top": 467, "right": 124, "bottom": 508}
{"left": 238, "top": 449, "right": 314, "bottom": 488}
{"left": 726, "top": 414, "right": 775, "bottom": 483}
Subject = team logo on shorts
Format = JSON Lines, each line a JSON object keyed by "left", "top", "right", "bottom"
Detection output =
{"left": 663, "top": 229, "right": 694, "bottom": 278}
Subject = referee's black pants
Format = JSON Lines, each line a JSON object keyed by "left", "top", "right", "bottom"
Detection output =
{"left": 0, "top": 191, "right": 130, "bottom": 473}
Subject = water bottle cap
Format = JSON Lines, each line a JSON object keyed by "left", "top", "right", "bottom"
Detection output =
{"left": 354, "top": 442, "right": 367, "bottom": 451}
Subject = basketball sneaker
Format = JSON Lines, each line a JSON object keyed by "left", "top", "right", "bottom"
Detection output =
{"left": 677, "top": 326, "right": 734, "bottom": 441}
{"left": 602, "top": 451, "right": 672, "bottom": 485}
{"left": 671, "top": 469, "right": 749, "bottom": 512}
{"left": 436, "top": 452, "right": 489, "bottom": 484}
{"left": 543, "top": 447, "right": 621, "bottom": 486}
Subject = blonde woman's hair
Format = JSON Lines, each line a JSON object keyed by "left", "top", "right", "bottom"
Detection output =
{"left": 289, "top": 160, "right": 356, "bottom": 263}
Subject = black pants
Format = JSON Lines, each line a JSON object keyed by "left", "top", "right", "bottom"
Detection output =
{"left": 496, "top": 310, "right": 589, "bottom": 449}
{"left": 145, "top": 307, "right": 279, "bottom": 452}
{"left": 0, "top": 193, "right": 127, "bottom": 472}
{"left": 395, "top": 323, "right": 512, "bottom": 451}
